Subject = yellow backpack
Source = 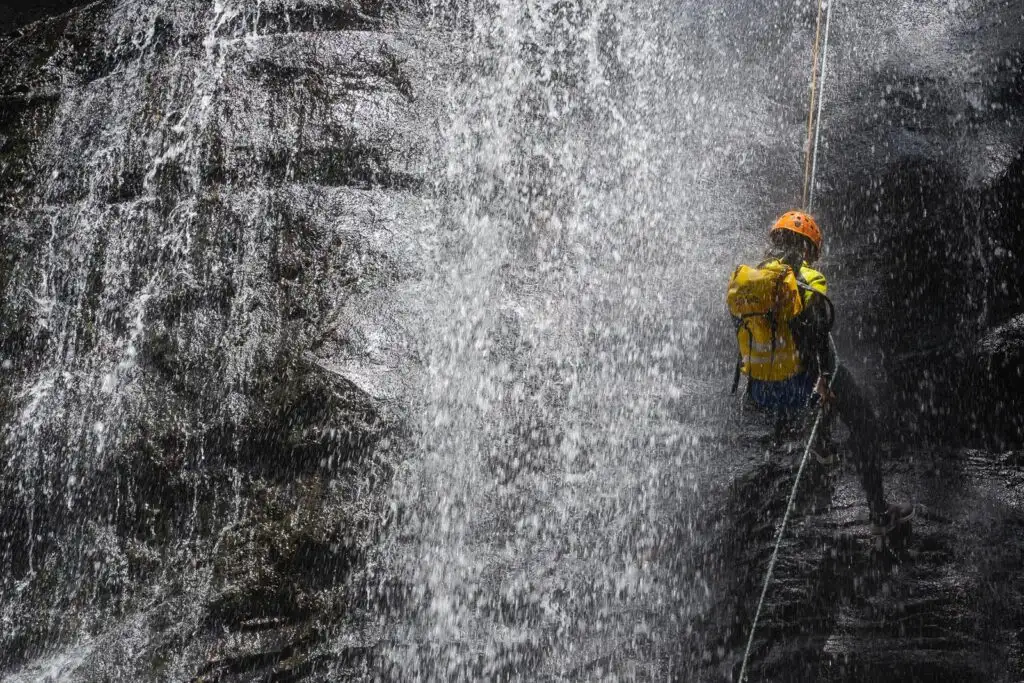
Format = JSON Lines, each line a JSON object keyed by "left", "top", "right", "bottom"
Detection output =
{"left": 726, "top": 261, "right": 804, "bottom": 384}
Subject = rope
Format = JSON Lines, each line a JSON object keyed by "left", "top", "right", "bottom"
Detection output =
{"left": 737, "top": 410, "right": 821, "bottom": 682}
{"left": 737, "top": 336, "right": 840, "bottom": 682}
{"left": 808, "top": 0, "right": 836, "bottom": 211}
{"left": 801, "top": 0, "right": 826, "bottom": 208}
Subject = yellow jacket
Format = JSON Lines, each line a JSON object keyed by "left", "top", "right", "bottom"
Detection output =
{"left": 736, "top": 259, "right": 827, "bottom": 382}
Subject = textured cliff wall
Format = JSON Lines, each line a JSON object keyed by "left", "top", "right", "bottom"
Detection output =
{"left": 820, "top": 0, "right": 1024, "bottom": 449}
{"left": 695, "top": 2, "right": 1024, "bottom": 680}
{"left": 0, "top": 1, "right": 439, "bottom": 679}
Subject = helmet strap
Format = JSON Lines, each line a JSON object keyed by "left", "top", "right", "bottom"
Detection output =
{"left": 804, "top": 240, "right": 819, "bottom": 264}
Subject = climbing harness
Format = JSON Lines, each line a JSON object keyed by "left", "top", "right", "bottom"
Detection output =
{"left": 802, "top": 0, "right": 836, "bottom": 212}
{"left": 739, "top": 2, "right": 838, "bottom": 680}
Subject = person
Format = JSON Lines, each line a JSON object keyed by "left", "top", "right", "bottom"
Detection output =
{"left": 729, "top": 210, "right": 913, "bottom": 540}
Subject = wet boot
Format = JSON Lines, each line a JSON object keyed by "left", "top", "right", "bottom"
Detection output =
{"left": 809, "top": 419, "right": 838, "bottom": 465}
{"left": 871, "top": 502, "right": 915, "bottom": 548}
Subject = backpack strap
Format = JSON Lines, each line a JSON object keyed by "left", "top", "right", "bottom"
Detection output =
{"left": 795, "top": 278, "right": 836, "bottom": 330}
{"left": 732, "top": 321, "right": 756, "bottom": 394}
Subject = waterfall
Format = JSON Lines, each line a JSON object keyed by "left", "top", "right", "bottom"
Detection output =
{"left": 383, "top": 2, "right": 742, "bottom": 678}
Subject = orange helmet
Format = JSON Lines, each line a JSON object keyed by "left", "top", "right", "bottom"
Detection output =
{"left": 770, "top": 211, "right": 822, "bottom": 254}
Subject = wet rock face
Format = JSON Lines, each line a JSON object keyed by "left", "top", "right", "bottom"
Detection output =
{"left": 817, "top": 1, "right": 1024, "bottom": 447}
{"left": 0, "top": 0, "right": 98, "bottom": 35}
{"left": 704, "top": 444, "right": 1024, "bottom": 683}
{"left": 695, "top": 3, "right": 1024, "bottom": 681}
{"left": 0, "top": 1, "right": 434, "bottom": 678}
{"left": 837, "top": 151, "right": 1024, "bottom": 448}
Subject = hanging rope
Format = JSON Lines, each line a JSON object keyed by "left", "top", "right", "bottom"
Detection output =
{"left": 802, "top": 0, "right": 836, "bottom": 210}
{"left": 801, "top": 0, "right": 826, "bottom": 208}
{"left": 736, "top": 408, "right": 822, "bottom": 683}
{"left": 809, "top": 0, "right": 836, "bottom": 211}
{"left": 739, "top": 4, "right": 840, "bottom": 677}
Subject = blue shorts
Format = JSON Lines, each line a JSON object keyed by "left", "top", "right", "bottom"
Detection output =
{"left": 749, "top": 372, "right": 815, "bottom": 411}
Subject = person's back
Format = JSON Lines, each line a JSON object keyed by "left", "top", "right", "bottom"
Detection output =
{"left": 727, "top": 211, "right": 913, "bottom": 541}
{"left": 730, "top": 211, "right": 834, "bottom": 415}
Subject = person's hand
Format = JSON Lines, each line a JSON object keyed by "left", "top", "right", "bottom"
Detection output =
{"left": 814, "top": 374, "right": 835, "bottom": 406}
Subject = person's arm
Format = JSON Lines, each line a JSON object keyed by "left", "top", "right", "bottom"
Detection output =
{"left": 802, "top": 290, "right": 836, "bottom": 401}
{"left": 792, "top": 265, "right": 835, "bottom": 384}
{"left": 810, "top": 297, "right": 835, "bottom": 377}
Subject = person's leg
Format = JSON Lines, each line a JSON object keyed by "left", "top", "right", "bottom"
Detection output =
{"left": 830, "top": 365, "right": 887, "bottom": 515}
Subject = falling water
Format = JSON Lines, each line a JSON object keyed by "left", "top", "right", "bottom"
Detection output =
{"left": 0, "top": 0, "right": 822, "bottom": 678}
{"left": 381, "top": 1, "right": 826, "bottom": 679}
{"left": 3, "top": 2, "right": 254, "bottom": 666}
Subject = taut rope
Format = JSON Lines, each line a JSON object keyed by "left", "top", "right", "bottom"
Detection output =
{"left": 802, "top": 0, "right": 836, "bottom": 211}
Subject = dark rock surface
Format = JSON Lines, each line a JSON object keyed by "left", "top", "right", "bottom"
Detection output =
{"left": 691, "top": 1, "right": 1024, "bottom": 680}
{"left": 819, "top": 1, "right": 1024, "bottom": 448}
{"left": 690, "top": 433, "right": 1024, "bottom": 682}
{"left": 0, "top": 1, "right": 98, "bottom": 36}
{"left": 0, "top": 1, "right": 438, "bottom": 679}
